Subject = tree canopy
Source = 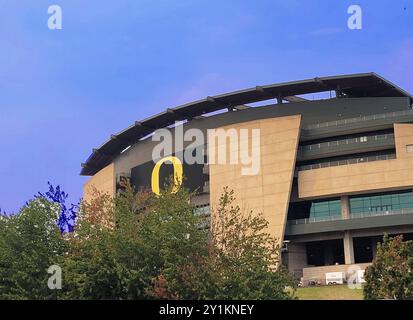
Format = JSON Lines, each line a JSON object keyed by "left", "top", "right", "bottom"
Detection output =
{"left": 364, "top": 234, "right": 413, "bottom": 300}
{"left": 0, "top": 182, "right": 296, "bottom": 300}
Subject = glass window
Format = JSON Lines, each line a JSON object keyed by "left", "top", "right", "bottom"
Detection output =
{"left": 351, "top": 199, "right": 363, "bottom": 208}
{"left": 315, "top": 203, "right": 329, "bottom": 212}
{"left": 350, "top": 190, "right": 413, "bottom": 214}
{"left": 329, "top": 202, "right": 341, "bottom": 212}
{"left": 399, "top": 194, "right": 413, "bottom": 204}
{"left": 309, "top": 199, "right": 341, "bottom": 219}
{"left": 381, "top": 195, "right": 391, "bottom": 206}
{"left": 351, "top": 207, "right": 363, "bottom": 214}
{"left": 391, "top": 196, "right": 399, "bottom": 204}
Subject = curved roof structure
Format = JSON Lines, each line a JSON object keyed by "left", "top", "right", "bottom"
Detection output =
{"left": 81, "top": 72, "right": 413, "bottom": 176}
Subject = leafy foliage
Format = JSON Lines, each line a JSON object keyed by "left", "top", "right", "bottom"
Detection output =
{"left": 1, "top": 181, "right": 295, "bottom": 300}
{"left": 60, "top": 181, "right": 209, "bottom": 299}
{"left": 0, "top": 198, "right": 67, "bottom": 299}
{"left": 364, "top": 234, "right": 413, "bottom": 300}
{"left": 60, "top": 184, "right": 149, "bottom": 299}
{"left": 160, "top": 187, "right": 296, "bottom": 300}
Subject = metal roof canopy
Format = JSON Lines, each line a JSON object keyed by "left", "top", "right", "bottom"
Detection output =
{"left": 81, "top": 72, "right": 413, "bottom": 176}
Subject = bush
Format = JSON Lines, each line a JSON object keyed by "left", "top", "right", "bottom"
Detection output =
{"left": 364, "top": 234, "right": 413, "bottom": 300}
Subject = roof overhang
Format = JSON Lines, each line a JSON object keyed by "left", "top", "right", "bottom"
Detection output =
{"left": 81, "top": 73, "right": 413, "bottom": 176}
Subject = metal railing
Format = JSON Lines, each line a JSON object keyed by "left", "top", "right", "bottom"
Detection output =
{"left": 304, "top": 109, "right": 413, "bottom": 130}
{"left": 297, "top": 153, "right": 396, "bottom": 171}
{"left": 288, "top": 208, "right": 413, "bottom": 225}
{"left": 299, "top": 133, "right": 394, "bottom": 152}
{"left": 350, "top": 208, "right": 413, "bottom": 219}
{"left": 288, "top": 215, "right": 343, "bottom": 225}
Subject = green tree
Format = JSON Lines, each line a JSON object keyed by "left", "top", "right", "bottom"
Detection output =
{"left": 2, "top": 180, "right": 295, "bottom": 300}
{"left": 138, "top": 183, "right": 209, "bottom": 298}
{"left": 61, "top": 181, "right": 208, "bottom": 299}
{"left": 364, "top": 234, "right": 413, "bottom": 300}
{"left": 0, "top": 198, "right": 67, "bottom": 299}
{"left": 60, "top": 184, "right": 150, "bottom": 299}
{"left": 157, "top": 187, "right": 296, "bottom": 300}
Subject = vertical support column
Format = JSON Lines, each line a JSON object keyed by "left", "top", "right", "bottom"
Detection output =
{"left": 286, "top": 243, "right": 308, "bottom": 279}
{"left": 344, "top": 231, "right": 355, "bottom": 265}
{"left": 341, "top": 196, "right": 354, "bottom": 264}
{"left": 341, "top": 195, "right": 350, "bottom": 219}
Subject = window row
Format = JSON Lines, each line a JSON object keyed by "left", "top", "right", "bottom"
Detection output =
{"left": 350, "top": 191, "right": 413, "bottom": 214}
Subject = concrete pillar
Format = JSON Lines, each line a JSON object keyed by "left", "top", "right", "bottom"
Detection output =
{"left": 344, "top": 231, "right": 355, "bottom": 265}
{"left": 342, "top": 196, "right": 354, "bottom": 264}
{"left": 286, "top": 243, "right": 308, "bottom": 279}
{"left": 341, "top": 195, "right": 350, "bottom": 219}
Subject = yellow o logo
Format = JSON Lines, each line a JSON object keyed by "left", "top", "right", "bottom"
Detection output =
{"left": 151, "top": 156, "right": 183, "bottom": 195}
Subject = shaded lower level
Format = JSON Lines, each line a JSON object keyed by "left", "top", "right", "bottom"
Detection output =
{"left": 283, "top": 230, "right": 413, "bottom": 281}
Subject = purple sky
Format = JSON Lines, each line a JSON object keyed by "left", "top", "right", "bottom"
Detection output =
{"left": 0, "top": 0, "right": 412, "bottom": 213}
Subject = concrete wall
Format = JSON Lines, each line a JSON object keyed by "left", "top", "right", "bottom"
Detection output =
{"left": 298, "top": 123, "right": 413, "bottom": 199}
{"left": 285, "top": 243, "right": 308, "bottom": 279}
{"left": 303, "top": 263, "right": 371, "bottom": 285}
{"left": 209, "top": 115, "right": 301, "bottom": 244}
{"left": 83, "top": 163, "right": 116, "bottom": 203}
{"left": 395, "top": 123, "right": 413, "bottom": 159}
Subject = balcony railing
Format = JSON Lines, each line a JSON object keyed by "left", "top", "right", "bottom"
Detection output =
{"left": 288, "top": 215, "right": 343, "bottom": 225}
{"left": 304, "top": 109, "right": 413, "bottom": 130}
{"left": 299, "top": 133, "right": 394, "bottom": 152}
{"left": 297, "top": 153, "right": 396, "bottom": 171}
{"left": 350, "top": 208, "right": 413, "bottom": 219}
{"left": 288, "top": 208, "right": 413, "bottom": 225}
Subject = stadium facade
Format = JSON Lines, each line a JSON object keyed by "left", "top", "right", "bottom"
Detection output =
{"left": 81, "top": 73, "right": 413, "bottom": 284}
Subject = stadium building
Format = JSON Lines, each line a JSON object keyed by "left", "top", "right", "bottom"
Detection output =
{"left": 81, "top": 73, "right": 413, "bottom": 284}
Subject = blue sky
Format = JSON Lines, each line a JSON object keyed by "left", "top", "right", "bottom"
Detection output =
{"left": 0, "top": 0, "right": 412, "bottom": 213}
